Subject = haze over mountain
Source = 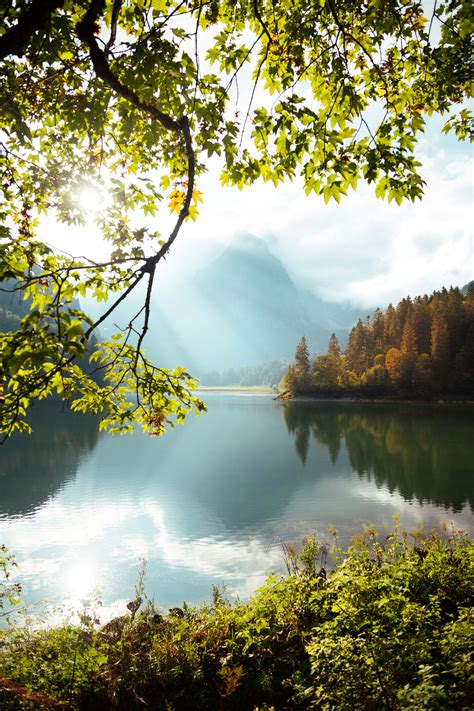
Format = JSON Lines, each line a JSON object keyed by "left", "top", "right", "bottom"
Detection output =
{"left": 146, "top": 234, "right": 364, "bottom": 374}
{"left": 2, "top": 238, "right": 471, "bottom": 383}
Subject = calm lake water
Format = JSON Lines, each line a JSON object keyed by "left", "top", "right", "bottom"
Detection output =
{"left": 0, "top": 393, "right": 473, "bottom": 616}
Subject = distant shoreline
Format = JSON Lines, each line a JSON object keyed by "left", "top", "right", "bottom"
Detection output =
{"left": 276, "top": 394, "right": 474, "bottom": 406}
{"left": 196, "top": 385, "right": 274, "bottom": 393}
{"left": 197, "top": 388, "right": 474, "bottom": 404}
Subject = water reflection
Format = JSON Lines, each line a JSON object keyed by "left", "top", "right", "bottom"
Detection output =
{"left": 0, "top": 394, "right": 472, "bottom": 611}
{"left": 282, "top": 402, "right": 474, "bottom": 511}
{"left": 0, "top": 404, "right": 100, "bottom": 516}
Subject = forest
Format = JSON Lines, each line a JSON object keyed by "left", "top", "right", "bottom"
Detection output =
{"left": 283, "top": 283, "right": 474, "bottom": 398}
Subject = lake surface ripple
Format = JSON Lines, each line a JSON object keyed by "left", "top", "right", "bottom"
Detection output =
{"left": 1, "top": 394, "right": 472, "bottom": 611}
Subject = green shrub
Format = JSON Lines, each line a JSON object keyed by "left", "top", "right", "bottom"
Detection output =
{"left": 0, "top": 524, "right": 472, "bottom": 709}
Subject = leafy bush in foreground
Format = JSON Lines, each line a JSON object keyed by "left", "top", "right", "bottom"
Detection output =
{"left": 0, "top": 523, "right": 473, "bottom": 710}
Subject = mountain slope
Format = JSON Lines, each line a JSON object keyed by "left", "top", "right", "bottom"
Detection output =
{"left": 148, "top": 234, "right": 362, "bottom": 373}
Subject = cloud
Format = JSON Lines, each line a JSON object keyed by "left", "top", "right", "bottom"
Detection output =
{"left": 170, "top": 129, "right": 472, "bottom": 308}
{"left": 38, "top": 117, "right": 472, "bottom": 310}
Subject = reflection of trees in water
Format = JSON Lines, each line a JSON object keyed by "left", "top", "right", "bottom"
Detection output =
{"left": 0, "top": 404, "right": 100, "bottom": 516}
{"left": 281, "top": 403, "right": 474, "bottom": 511}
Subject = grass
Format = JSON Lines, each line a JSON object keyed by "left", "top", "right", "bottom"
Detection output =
{"left": 0, "top": 522, "right": 472, "bottom": 710}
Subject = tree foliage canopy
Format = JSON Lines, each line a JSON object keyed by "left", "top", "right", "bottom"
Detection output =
{"left": 284, "top": 284, "right": 474, "bottom": 398}
{"left": 0, "top": 0, "right": 472, "bottom": 437}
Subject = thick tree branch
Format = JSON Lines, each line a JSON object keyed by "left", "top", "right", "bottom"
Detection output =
{"left": 76, "top": 0, "right": 181, "bottom": 133}
{"left": 76, "top": 0, "right": 196, "bottom": 354}
{"left": 0, "top": 0, "right": 65, "bottom": 60}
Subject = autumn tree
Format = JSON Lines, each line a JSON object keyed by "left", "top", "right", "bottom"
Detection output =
{"left": 411, "top": 297, "right": 432, "bottom": 355}
{"left": 399, "top": 317, "right": 417, "bottom": 386}
{"left": 294, "top": 336, "right": 311, "bottom": 391}
{"left": 327, "top": 333, "right": 342, "bottom": 359}
{"left": 346, "top": 320, "right": 370, "bottom": 375}
{"left": 384, "top": 304, "right": 402, "bottom": 350}
{"left": 1, "top": 0, "right": 472, "bottom": 437}
{"left": 431, "top": 310, "right": 450, "bottom": 388}
{"left": 313, "top": 333, "right": 343, "bottom": 392}
{"left": 385, "top": 347, "right": 402, "bottom": 384}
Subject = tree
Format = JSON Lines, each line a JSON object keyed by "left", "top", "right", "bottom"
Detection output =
{"left": 327, "top": 333, "right": 342, "bottom": 359}
{"left": 371, "top": 308, "right": 385, "bottom": 357}
{"left": 346, "top": 320, "right": 370, "bottom": 374}
{"left": 294, "top": 336, "right": 311, "bottom": 391}
{"left": 1, "top": 0, "right": 472, "bottom": 437}
{"left": 280, "top": 364, "right": 298, "bottom": 396}
{"left": 385, "top": 347, "right": 402, "bottom": 383}
{"left": 384, "top": 304, "right": 402, "bottom": 350}
{"left": 313, "top": 354, "right": 340, "bottom": 392}
{"left": 431, "top": 310, "right": 450, "bottom": 389}
{"left": 399, "top": 317, "right": 417, "bottom": 386}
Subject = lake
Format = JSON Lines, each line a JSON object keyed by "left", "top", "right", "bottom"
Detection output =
{"left": 0, "top": 393, "right": 473, "bottom": 618}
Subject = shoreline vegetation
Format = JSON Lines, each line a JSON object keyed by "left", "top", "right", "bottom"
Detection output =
{"left": 196, "top": 386, "right": 274, "bottom": 393}
{"left": 276, "top": 392, "right": 474, "bottom": 405}
{"left": 1, "top": 524, "right": 472, "bottom": 710}
{"left": 281, "top": 286, "right": 474, "bottom": 402}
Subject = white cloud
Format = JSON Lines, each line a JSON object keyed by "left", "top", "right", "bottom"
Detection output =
{"left": 37, "top": 117, "right": 473, "bottom": 310}
{"left": 170, "top": 130, "right": 472, "bottom": 308}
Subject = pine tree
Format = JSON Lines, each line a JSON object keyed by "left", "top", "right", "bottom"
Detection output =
{"left": 431, "top": 312, "right": 450, "bottom": 363}
{"left": 346, "top": 320, "right": 370, "bottom": 374}
{"left": 371, "top": 308, "right": 385, "bottom": 356}
{"left": 294, "top": 336, "right": 311, "bottom": 392}
{"left": 431, "top": 310, "right": 450, "bottom": 390}
{"left": 385, "top": 347, "right": 402, "bottom": 383}
{"left": 384, "top": 304, "right": 401, "bottom": 349}
{"left": 411, "top": 296, "right": 432, "bottom": 355}
{"left": 327, "top": 333, "right": 342, "bottom": 358}
{"left": 281, "top": 365, "right": 298, "bottom": 396}
{"left": 399, "top": 318, "right": 417, "bottom": 386}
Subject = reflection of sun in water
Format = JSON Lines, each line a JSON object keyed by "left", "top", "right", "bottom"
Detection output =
{"left": 63, "top": 560, "right": 99, "bottom": 601}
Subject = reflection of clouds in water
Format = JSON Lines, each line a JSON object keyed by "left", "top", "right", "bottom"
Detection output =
{"left": 2, "top": 398, "right": 473, "bottom": 613}
{"left": 147, "top": 501, "right": 281, "bottom": 577}
{"left": 3, "top": 496, "right": 285, "bottom": 603}
{"left": 5, "top": 483, "right": 473, "bottom": 608}
{"left": 282, "top": 474, "right": 474, "bottom": 546}
{"left": 2, "top": 498, "right": 135, "bottom": 550}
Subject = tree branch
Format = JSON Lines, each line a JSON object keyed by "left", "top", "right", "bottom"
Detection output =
{"left": 105, "top": 0, "right": 123, "bottom": 55}
{"left": 76, "top": 0, "right": 182, "bottom": 133}
{"left": 253, "top": 0, "right": 272, "bottom": 43}
{"left": 0, "top": 0, "right": 65, "bottom": 60}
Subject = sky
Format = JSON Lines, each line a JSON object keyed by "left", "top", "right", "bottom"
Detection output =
{"left": 53, "top": 115, "right": 472, "bottom": 313}
{"left": 41, "top": 1, "right": 473, "bottom": 312}
{"left": 146, "top": 0, "right": 473, "bottom": 309}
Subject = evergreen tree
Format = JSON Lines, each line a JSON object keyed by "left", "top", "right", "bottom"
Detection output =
{"left": 399, "top": 319, "right": 417, "bottom": 387}
{"left": 346, "top": 320, "right": 370, "bottom": 374}
{"left": 385, "top": 348, "right": 402, "bottom": 383}
{"left": 431, "top": 312, "right": 450, "bottom": 363}
{"left": 411, "top": 296, "right": 432, "bottom": 354}
{"left": 327, "top": 333, "right": 342, "bottom": 358}
{"left": 294, "top": 336, "right": 311, "bottom": 392}
{"left": 431, "top": 311, "right": 450, "bottom": 389}
{"left": 384, "top": 304, "right": 401, "bottom": 349}
{"left": 371, "top": 308, "right": 386, "bottom": 356}
{"left": 281, "top": 365, "right": 298, "bottom": 396}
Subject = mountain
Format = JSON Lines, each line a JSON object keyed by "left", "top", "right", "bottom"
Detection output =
{"left": 147, "top": 234, "right": 363, "bottom": 374}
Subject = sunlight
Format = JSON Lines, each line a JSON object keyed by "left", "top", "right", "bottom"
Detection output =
{"left": 75, "top": 184, "right": 105, "bottom": 215}
{"left": 63, "top": 559, "right": 99, "bottom": 601}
